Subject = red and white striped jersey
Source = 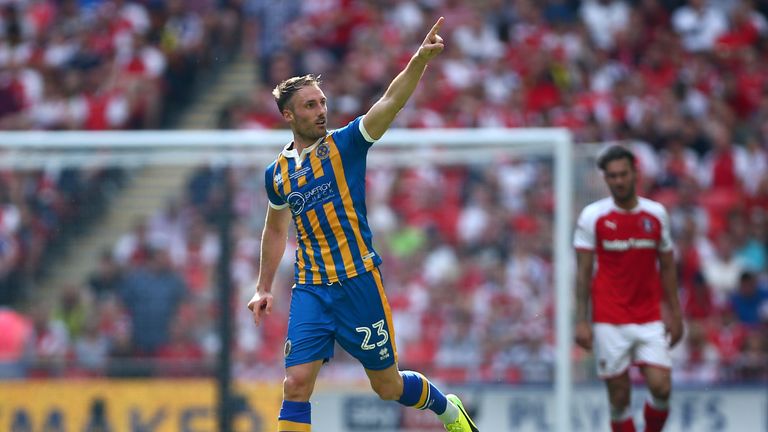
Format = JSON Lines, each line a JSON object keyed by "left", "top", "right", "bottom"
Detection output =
{"left": 574, "top": 197, "right": 673, "bottom": 324}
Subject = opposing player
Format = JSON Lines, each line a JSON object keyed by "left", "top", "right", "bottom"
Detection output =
{"left": 574, "top": 145, "right": 684, "bottom": 432}
{"left": 247, "top": 17, "right": 479, "bottom": 432}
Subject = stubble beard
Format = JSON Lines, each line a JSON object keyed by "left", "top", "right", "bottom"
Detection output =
{"left": 611, "top": 185, "right": 636, "bottom": 206}
{"left": 298, "top": 121, "right": 326, "bottom": 143}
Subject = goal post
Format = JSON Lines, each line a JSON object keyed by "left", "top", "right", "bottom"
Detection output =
{"left": 0, "top": 127, "right": 575, "bottom": 431}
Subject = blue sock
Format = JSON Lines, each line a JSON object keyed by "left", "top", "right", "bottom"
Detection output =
{"left": 278, "top": 400, "right": 311, "bottom": 431}
{"left": 397, "top": 370, "right": 448, "bottom": 415}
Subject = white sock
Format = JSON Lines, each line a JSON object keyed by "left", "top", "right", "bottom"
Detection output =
{"left": 438, "top": 399, "right": 460, "bottom": 424}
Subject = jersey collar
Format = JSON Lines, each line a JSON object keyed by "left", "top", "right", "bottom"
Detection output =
{"left": 282, "top": 135, "right": 326, "bottom": 167}
{"left": 611, "top": 198, "right": 641, "bottom": 213}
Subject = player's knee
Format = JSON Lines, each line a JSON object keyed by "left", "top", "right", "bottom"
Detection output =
{"left": 370, "top": 378, "right": 402, "bottom": 401}
{"left": 649, "top": 381, "right": 671, "bottom": 401}
{"left": 283, "top": 373, "right": 315, "bottom": 400}
{"left": 609, "top": 392, "right": 631, "bottom": 411}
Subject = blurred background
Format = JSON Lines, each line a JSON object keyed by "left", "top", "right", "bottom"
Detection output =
{"left": 0, "top": 0, "right": 767, "bottom": 431}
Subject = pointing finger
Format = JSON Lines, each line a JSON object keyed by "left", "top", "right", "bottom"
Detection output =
{"left": 428, "top": 16, "right": 444, "bottom": 38}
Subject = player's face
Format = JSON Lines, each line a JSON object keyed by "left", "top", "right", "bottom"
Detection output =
{"left": 285, "top": 85, "right": 328, "bottom": 142}
{"left": 603, "top": 158, "right": 636, "bottom": 203}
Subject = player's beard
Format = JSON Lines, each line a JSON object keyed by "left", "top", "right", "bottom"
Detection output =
{"left": 610, "top": 182, "right": 636, "bottom": 205}
{"left": 295, "top": 116, "right": 327, "bottom": 143}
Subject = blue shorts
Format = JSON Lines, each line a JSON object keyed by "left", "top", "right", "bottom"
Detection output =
{"left": 284, "top": 268, "right": 398, "bottom": 370}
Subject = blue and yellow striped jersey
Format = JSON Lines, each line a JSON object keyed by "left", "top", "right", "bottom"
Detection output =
{"left": 264, "top": 116, "right": 382, "bottom": 284}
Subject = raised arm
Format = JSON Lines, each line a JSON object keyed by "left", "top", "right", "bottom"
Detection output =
{"left": 659, "top": 251, "right": 683, "bottom": 347}
{"left": 362, "top": 17, "right": 445, "bottom": 140}
{"left": 574, "top": 249, "right": 595, "bottom": 351}
{"left": 247, "top": 205, "right": 292, "bottom": 326}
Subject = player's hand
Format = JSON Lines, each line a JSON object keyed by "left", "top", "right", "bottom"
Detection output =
{"left": 417, "top": 17, "right": 445, "bottom": 61}
{"left": 247, "top": 290, "right": 273, "bottom": 327}
{"left": 574, "top": 320, "right": 593, "bottom": 351}
{"left": 665, "top": 314, "right": 684, "bottom": 348}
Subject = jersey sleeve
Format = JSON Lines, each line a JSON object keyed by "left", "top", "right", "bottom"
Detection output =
{"left": 332, "top": 115, "right": 376, "bottom": 155}
{"left": 658, "top": 206, "right": 673, "bottom": 252}
{"left": 264, "top": 161, "right": 288, "bottom": 210}
{"left": 573, "top": 207, "right": 596, "bottom": 251}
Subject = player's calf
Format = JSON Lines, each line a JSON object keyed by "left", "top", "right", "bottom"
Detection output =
{"left": 370, "top": 373, "right": 402, "bottom": 400}
{"left": 395, "top": 371, "right": 478, "bottom": 431}
{"left": 277, "top": 400, "right": 311, "bottom": 432}
{"left": 396, "top": 372, "right": 457, "bottom": 423}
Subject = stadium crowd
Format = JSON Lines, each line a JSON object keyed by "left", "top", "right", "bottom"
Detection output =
{"left": 1, "top": 0, "right": 767, "bottom": 385}
{"left": 0, "top": 0, "right": 239, "bottom": 376}
{"left": 0, "top": 0, "right": 238, "bottom": 327}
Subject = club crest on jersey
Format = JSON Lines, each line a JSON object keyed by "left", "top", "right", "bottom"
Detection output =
{"left": 641, "top": 217, "right": 653, "bottom": 232}
{"left": 316, "top": 141, "right": 330, "bottom": 160}
{"left": 284, "top": 339, "right": 292, "bottom": 357}
{"left": 274, "top": 173, "right": 283, "bottom": 186}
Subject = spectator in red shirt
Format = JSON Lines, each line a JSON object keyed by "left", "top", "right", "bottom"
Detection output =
{"left": 700, "top": 121, "right": 748, "bottom": 191}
